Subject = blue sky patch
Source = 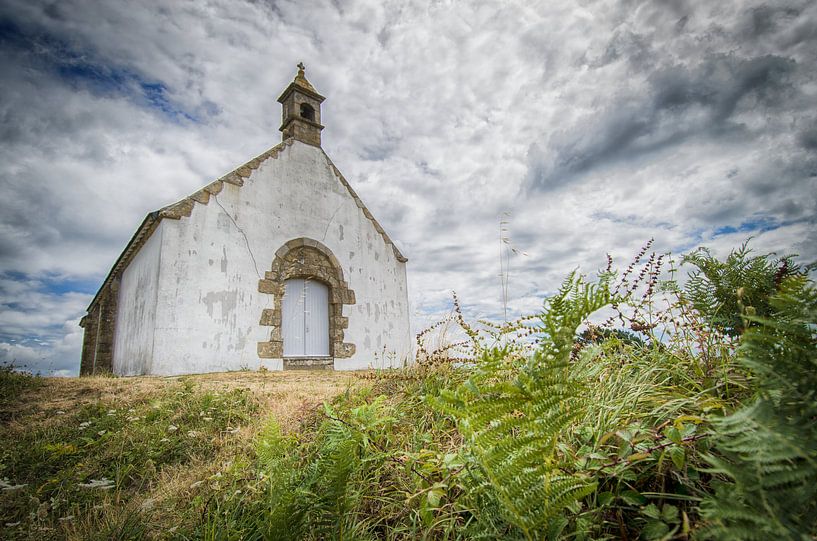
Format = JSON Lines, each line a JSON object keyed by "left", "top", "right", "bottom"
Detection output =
{"left": 713, "top": 216, "right": 783, "bottom": 237}
{"left": 1, "top": 16, "right": 198, "bottom": 123}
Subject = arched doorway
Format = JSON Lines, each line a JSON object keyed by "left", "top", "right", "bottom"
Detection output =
{"left": 281, "top": 278, "right": 329, "bottom": 357}
{"left": 257, "top": 238, "right": 357, "bottom": 365}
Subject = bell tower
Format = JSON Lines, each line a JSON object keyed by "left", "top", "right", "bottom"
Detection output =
{"left": 277, "top": 63, "right": 325, "bottom": 147}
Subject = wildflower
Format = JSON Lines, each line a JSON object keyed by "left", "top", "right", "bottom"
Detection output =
{"left": 0, "top": 479, "right": 27, "bottom": 491}
{"left": 126, "top": 416, "right": 140, "bottom": 422}
{"left": 225, "top": 426, "right": 240, "bottom": 434}
{"left": 167, "top": 425, "right": 178, "bottom": 433}
{"left": 159, "top": 438, "right": 170, "bottom": 443}
{"left": 78, "top": 478, "right": 115, "bottom": 490}
{"left": 187, "top": 430, "right": 198, "bottom": 438}
{"left": 97, "top": 430, "right": 107, "bottom": 436}
{"left": 55, "top": 411, "right": 65, "bottom": 415}
{"left": 58, "top": 516, "right": 74, "bottom": 522}
{"left": 79, "top": 421, "right": 91, "bottom": 428}
{"left": 203, "top": 417, "right": 213, "bottom": 421}
{"left": 190, "top": 481, "right": 203, "bottom": 489}
{"left": 5, "top": 522, "right": 21, "bottom": 527}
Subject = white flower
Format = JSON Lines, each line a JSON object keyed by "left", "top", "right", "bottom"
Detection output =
{"left": 202, "top": 417, "right": 213, "bottom": 422}
{"left": 126, "top": 416, "right": 140, "bottom": 422}
{"left": 55, "top": 411, "right": 65, "bottom": 415}
{"left": 58, "top": 515, "right": 74, "bottom": 522}
{"left": 97, "top": 430, "right": 106, "bottom": 436}
{"left": 4, "top": 522, "right": 21, "bottom": 527}
{"left": 79, "top": 421, "right": 91, "bottom": 428}
{"left": 167, "top": 425, "right": 178, "bottom": 433}
{"left": 78, "top": 478, "right": 115, "bottom": 490}
{"left": 187, "top": 431, "right": 198, "bottom": 438}
{"left": 225, "top": 426, "right": 240, "bottom": 434}
{"left": 159, "top": 438, "right": 170, "bottom": 443}
{"left": 1, "top": 479, "right": 27, "bottom": 491}
{"left": 190, "top": 481, "right": 203, "bottom": 489}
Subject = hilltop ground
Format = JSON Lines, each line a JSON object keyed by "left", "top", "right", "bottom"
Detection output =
{"left": 0, "top": 369, "right": 360, "bottom": 540}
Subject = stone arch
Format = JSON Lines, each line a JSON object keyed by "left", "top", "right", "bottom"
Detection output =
{"left": 257, "top": 238, "right": 356, "bottom": 362}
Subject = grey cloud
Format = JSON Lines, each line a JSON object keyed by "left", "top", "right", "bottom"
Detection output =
{"left": 799, "top": 125, "right": 817, "bottom": 151}
{"left": 2, "top": 0, "right": 816, "bottom": 374}
{"left": 531, "top": 52, "right": 800, "bottom": 190}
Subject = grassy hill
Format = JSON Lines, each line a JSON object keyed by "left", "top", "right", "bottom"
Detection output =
{"left": 2, "top": 244, "right": 816, "bottom": 540}
{"left": 0, "top": 370, "right": 358, "bottom": 540}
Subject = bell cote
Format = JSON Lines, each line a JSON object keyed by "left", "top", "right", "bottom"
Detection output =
{"left": 277, "top": 63, "right": 325, "bottom": 147}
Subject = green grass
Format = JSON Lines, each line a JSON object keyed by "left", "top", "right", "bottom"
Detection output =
{"left": 2, "top": 242, "right": 813, "bottom": 540}
{"left": 0, "top": 372, "right": 314, "bottom": 540}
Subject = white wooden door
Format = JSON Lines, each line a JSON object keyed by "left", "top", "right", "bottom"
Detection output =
{"left": 282, "top": 279, "right": 330, "bottom": 357}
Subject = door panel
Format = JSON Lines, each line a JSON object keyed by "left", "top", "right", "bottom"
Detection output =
{"left": 282, "top": 279, "right": 305, "bottom": 357}
{"left": 282, "top": 278, "right": 330, "bottom": 357}
{"left": 304, "top": 280, "right": 329, "bottom": 356}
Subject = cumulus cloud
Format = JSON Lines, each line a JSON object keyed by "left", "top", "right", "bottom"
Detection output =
{"left": 0, "top": 0, "right": 815, "bottom": 375}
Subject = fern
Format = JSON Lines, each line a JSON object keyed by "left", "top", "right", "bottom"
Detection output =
{"left": 437, "top": 272, "right": 611, "bottom": 539}
{"left": 698, "top": 275, "right": 817, "bottom": 539}
{"left": 252, "top": 405, "right": 365, "bottom": 540}
{"left": 683, "top": 242, "right": 800, "bottom": 336}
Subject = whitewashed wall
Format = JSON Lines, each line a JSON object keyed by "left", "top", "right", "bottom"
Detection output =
{"left": 112, "top": 222, "right": 163, "bottom": 375}
{"left": 130, "top": 141, "right": 411, "bottom": 375}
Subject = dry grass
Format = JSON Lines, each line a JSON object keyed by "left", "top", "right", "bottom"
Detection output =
{"left": 6, "top": 370, "right": 357, "bottom": 430}
{"left": 0, "top": 369, "right": 363, "bottom": 540}
{"left": 188, "top": 370, "right": 357, "bottom": 432}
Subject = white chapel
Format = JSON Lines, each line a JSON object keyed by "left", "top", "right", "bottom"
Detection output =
{"left": 80, "top": 65, "right": 412, "bottom": 375}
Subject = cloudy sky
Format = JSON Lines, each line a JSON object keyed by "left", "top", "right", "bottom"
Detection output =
{"left": 1, "top": 0, "right": 815, "bottom": 375}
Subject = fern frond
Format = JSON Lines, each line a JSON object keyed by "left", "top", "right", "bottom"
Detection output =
{"left": 698, "top": 276, "right": 817, "bottom": 540}
{"left": 437, "top": 272, "right": 612, "bottom": 538}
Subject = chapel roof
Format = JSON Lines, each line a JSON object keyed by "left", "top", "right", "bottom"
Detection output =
{"left": 277, "top": 62, "right": 325, "bottom": 103}
{"left": 293, "top": 62, "right": 317, "bottom": 93}
{"left": 85, "top": 139, "right": 407, "bottom": 312}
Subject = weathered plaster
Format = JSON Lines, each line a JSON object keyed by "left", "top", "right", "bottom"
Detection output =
{"left": 91, "top": 140, "right": 412, "bottom": 376}
{"left": 111, "top": 222, "right": 163, "bottom": 375}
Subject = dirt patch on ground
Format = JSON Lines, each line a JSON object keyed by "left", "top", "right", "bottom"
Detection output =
{"left": 175, "top": 370, "right": 359, "bottom": 431}
{"left": 3, "top": 370, "right": 360, "bottom": 433}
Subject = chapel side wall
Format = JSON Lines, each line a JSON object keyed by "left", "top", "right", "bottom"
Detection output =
{"left": 337, "top": 208, "right": 412, "bottom": 369}
{"left": 111, "top": 223, "right": 163, "bottom": 376}
{"left": 148, "top": 141, "right": 412, "bottom": 375}
{"left": 151, "top": 179, "right": 274, "bottom": 376}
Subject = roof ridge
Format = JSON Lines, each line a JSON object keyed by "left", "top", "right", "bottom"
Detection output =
{"left": 158, "top": 138, "right": 293, "bottom": 219}
{"left": 319, "top": 150, "right": 408, "bottom": 263}
{"left": 86, "top": 139, "right": 407, "bottom": 312}
{"left": 86, "top": 139, "right": 294, "bottom": 311}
